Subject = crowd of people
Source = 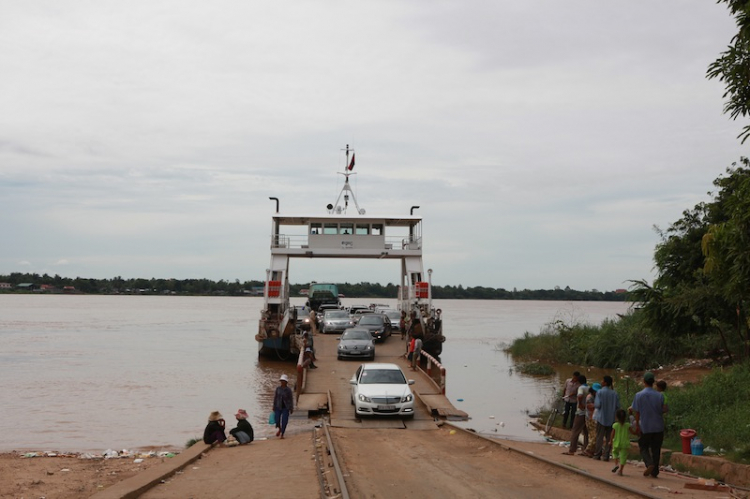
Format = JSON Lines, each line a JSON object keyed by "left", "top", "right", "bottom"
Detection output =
{"left": 560, "top": 370, "right": 668, "bottom": 478}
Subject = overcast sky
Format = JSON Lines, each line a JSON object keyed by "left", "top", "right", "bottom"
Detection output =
{"left": 1, "top": 1, "right": 746, "bottom": 291}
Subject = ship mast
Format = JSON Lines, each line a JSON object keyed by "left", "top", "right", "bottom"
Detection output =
{"left": 329, "top": 144, "right": 365, "bottom": 215}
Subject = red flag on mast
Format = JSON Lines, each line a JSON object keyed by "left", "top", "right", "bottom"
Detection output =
{"left": 347, "top": 153, "right": 355, "bottom": 171}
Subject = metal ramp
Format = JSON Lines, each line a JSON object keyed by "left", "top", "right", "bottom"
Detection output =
{"left": 416, "top": 392, "right": 469, "bottom": 420}
{"left": 296, "top": 393, "right": 329, "bottom": 412}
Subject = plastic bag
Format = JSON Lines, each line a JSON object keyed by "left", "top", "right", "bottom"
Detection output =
{"left": 268, "top": 411, "right": 276, "bottom": 425}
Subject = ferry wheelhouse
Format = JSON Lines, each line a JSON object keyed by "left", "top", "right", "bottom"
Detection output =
{"left": 256, "top": 147, "right": 443, "bottom": 359}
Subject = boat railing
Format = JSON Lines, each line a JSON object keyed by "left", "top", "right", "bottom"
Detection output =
{"left": 295, "top": 346, "right": 305, "bottom": 402}
{"left": 271, "top": 234, "right": 305, "bottom": 248}
{"left": 271, "top": 233, "right": 422, "bottom": 250}
{"left": 420, "top": 350, "right": 446, "bottom": 395}
{"left": 386, "top": 236, "right": 422, "bottom": 250}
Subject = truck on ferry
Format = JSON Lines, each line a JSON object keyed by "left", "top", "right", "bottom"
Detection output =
{"left": 306, "top": 283, "right": 341, "bottom": 312}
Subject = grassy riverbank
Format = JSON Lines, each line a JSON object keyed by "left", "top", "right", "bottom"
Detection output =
{"left": 662, "top": 364, "right": 750, "bottom": 462}
{"left": 505, "top": 310, "right": 717, "bottom": 370}
{"left": 509, "top": 313, "right": 750, "bottom": 463}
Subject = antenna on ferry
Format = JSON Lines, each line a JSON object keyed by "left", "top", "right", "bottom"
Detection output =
{"left": 330, "top": 144, "right": 366, "bottom": 215}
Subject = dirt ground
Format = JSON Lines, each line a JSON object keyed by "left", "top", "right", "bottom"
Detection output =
{"left": 0, "top": 451, "right": 165, "bottom": 499}
{"left": 649, "top": 360, "right": 713, "bottom": 387}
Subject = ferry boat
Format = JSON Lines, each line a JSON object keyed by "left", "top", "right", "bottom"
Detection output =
{"left": 255, "top": 146, "right": 444, "bottom": 359}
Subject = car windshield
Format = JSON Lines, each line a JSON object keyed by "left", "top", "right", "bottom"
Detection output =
{"left": 342, "top": 330, "right": 371, "bottom": 341}
{"left": 385, "top": 311, "right": 400, "bottom": 321}
{"left": 360, "top": 369, "right": 406, "bottom": 384}
{"left": 326, "top": 311, "right": 349, "bottom": 319}
{"left": 358, "top": 316, "right": 382, "bottom": 325}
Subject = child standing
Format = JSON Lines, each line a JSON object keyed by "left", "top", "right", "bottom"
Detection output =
{"left": 610, "top": 408, "right": 637, "bottom": 475}
{"left": 656, "top": 380, "right": 669, "bottom": 410}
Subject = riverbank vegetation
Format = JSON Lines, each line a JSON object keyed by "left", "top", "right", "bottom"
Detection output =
{"left": 509, "top": 161, "right": 750, "bottom": 369}
{"left": 510, "top": 162, "right": 750, "bottom": 461}
{"left": 506, "top": 311, "right": 683, "bottom": 371}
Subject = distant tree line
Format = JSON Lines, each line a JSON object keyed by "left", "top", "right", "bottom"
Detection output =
{"left": 0, "top": 272, "right": 627, "bottom": 301}
{"left": 0, "top": 273, "right": 265, "bottom": 296}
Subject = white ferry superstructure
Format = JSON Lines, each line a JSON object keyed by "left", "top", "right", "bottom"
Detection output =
{"left": 256, "top": 146, "right": 443, "bottom": 359}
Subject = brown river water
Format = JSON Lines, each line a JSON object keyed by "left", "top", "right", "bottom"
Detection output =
{"left": 0, "top": 295, "right": 630, "bottom": 452}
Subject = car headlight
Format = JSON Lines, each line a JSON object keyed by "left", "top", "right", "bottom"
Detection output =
{"left": 365, "top": 345, "right": 373, "bottom": 350}
{"left": 358, "top": 393, "right": 371, "bottom": 403}
{"left": 402, "top": 394, "right": 413, "bottom": 403}
{"left": 338, "top": 345, "right": 344, "bottom": 350}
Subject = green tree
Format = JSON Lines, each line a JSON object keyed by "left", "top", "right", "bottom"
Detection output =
{"left": 708, "top": 1, "right": 750, "bottom": 142}
{"left": 632, "top": 162, "right": 750, "bottom": 362}
{"left": 701, "top": 160, "right": 750, "bottom": 360}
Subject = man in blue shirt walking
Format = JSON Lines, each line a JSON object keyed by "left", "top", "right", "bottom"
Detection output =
{"left": 632, "top": 371, "right": 667, "bottom": 478}
{"left": 593, "top": 375, "right": 620, "bottom": 460}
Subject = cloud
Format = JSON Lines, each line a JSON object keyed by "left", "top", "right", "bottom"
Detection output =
{"left": 0, "top": 1, "right": 745, "bottom": 290}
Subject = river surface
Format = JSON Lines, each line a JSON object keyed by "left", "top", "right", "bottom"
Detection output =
{"left": 0, "top": 295, "right": 630, "bottom": 452}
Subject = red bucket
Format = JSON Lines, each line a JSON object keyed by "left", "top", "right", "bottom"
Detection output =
{"left": 679, "top": 429, "right": 697, "bottom": 454}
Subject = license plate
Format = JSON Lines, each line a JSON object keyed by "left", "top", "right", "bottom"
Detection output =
{"left": 349, "top": 351, "right": 361, "bottom": 354}
{"left": 377, "top": 405, "right": 396, "bottom": 411}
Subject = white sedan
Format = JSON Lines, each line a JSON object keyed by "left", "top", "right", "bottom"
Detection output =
{"left": 349, "top": 363, "right": 415, "bottom": 417}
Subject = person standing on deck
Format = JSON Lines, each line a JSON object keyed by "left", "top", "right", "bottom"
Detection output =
{"left": 273, "top": 374, "right": 294, "bottom": 439}
{"left": 302, "top": 332, "right": 317, "bottom": 369}
{"left": 632, "top": 371, "right": 667, "bottom": 478}
{"left": 411, "top": 334, "right": 423, "bottom": 370}
{"left": 561, "top": 371, "right": 581, "bottom": 429}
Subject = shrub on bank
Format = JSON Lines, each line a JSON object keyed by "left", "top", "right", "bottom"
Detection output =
{"left": 506, "top": 311, "right": 675, "bottom": 370}
{"left": 665, "top": 363, "right": 750, "bottom": 463}
{"left": 517, "top": 362, "right": 555, "bottom": 376}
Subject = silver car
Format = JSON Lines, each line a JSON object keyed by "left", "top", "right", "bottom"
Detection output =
{"left": 337, "top": 327, "right": 375, "bottom": 360}
{"left": 349, "top": 363, "right": 415, "bottom": 417}
{"left": 321, "top": 309, "right": 354, "bottom": 334}
{"left": 383, "top": 310, "right": 403, "bottom": 331}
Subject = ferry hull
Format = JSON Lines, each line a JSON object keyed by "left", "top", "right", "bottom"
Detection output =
{"left": 258, "top": 336, "right": 298, "bottom": 361}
